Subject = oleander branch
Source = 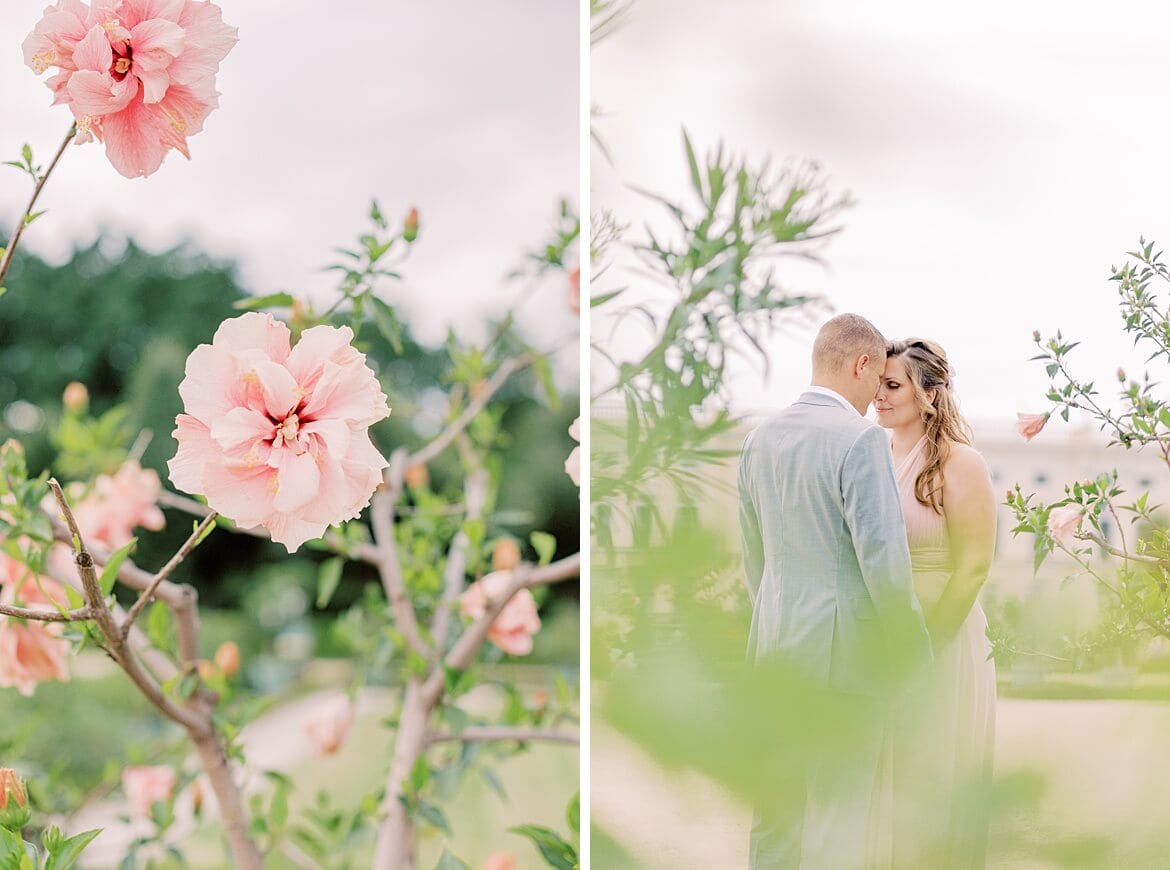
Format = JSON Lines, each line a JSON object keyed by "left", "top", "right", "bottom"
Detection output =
{"left": 372, "top": 447, "right": 431, "bottom": 658}
{"left": 430, "top": 464, "right": 489, "bottom": 653}
{"left": 0, "top": 602, "right": 91, "bottom": 622}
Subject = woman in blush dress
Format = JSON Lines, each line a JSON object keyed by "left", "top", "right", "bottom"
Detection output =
{"left": 871, "top": 338, "right": 997, "bottom": 869}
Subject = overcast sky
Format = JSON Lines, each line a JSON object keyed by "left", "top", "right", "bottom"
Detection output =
{"left": 592, "top": 0, "right": 1170, "bottom": 429}
{"left": 1, "top": 0, "right": 579, "bottom": 379}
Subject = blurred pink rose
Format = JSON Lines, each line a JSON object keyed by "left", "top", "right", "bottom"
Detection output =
{"left": 460, "top": 570, "right": 541, "bottom": 656}
{"left": 0, "top": 561, "right": 72, "bottom": 696}
{"left": 23, "top": 0, "right": 238, "bottom": 178}
{"left": 304, "top": 694, "right": 354, "bottom": 756}
{"left": 168, "top": 313, "right": 391, "bottom": 552}
{"left": 1047, "top": 504, "right": 1084, "bottom": 548}
{"left": 73, "top": 460, "right": 166, "bottom": 549}
{"left": 483, "top": 853, "right": 518, "bottom": 870}
{"left": 564, "top": 417, "right": 580, "bottom": 486}
{"left": 122, "top": 765, "right": 176, "bottom": 818}
{"left": 1015, "top": 412, "right": 1049, "bottom": 442}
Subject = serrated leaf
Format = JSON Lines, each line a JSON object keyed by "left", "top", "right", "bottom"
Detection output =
{"left": 315, "top": 557, "right": 343, "bottom": 609}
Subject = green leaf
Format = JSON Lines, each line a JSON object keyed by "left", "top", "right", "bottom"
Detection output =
{"left": 508, "top": 824, "right": 578, "bottom": 870}
{"left": 315, "top": 558, "right": 344, "bottom": 609}
{"left": 369, "top": 297, "right": 404, "bottom": 354}
{"left": 146, "top": 601, "right": 173, "bottom": 653}
{"left": 589, "top": 288, "right": 624, "bottom": 307}
{"left": 21, "top": 144, "right": 32, "bottom": 166}
{"left": 481, "top": 766, "right": 508, "bottom": 802}
{"left": 415, "top": 801, "right": 450, "bottom": 833}
{"left": 681, "top": 128, "right": 704, "bottom": 201}
{"left": 531, "top": 356, "right": 561, "bottom": 411}
{"left": 408, "top": 756, "right": 431, "bottom": 793}
{"left": 530, "top": 531, "right": 556, "bottom": 566}
{"left": 434, "top": 848, "right": 470, "bottom": 870}
{"left": 45, "top": 828, "right": 102, "bottom": 870}
{"left": 99, "top": 538, "right": 136, "bottom": 595}
{"left": 566, "top": 792, "right": 580, "bottom": 834}
{"left": 233, "top": 292, "right": 295, "bottom": 311}
{"left": 23, "top": 210, "right": 46, "bottom": 226}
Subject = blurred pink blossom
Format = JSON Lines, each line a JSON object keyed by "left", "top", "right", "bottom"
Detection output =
{"left": 23, "top": 0, "right": 238, "bottom": 178}
{"left": 1015, "top": 412, "right": 1049, "bottom": 442}
{"left": 460, "top": 570, "right": 541, "bottom": 656}
{"left": 564, "top": 417, "right": 580, "bottom": 486}
{"left": 1047, "top": 504, "right": 1084, "bottom": 549}
{"left": 567, "top": 266, "right": 580, "bottom": 315}
{"left": 122, "top": 765, "right": 176, "bottom": 818}
{"left": 0, "top": 562, "right": 72, "bottom": 696}
{"left": 483, "top": 853, "right": 518, "bottom": 870}
{"left": 73, "top": 460, "right": 165, "bottom": 549}
{"left": 304, "top": 694, "right": 354, "bottom": 756}
{"left": 168, "top": 313, "right": 391, "bottom": 552}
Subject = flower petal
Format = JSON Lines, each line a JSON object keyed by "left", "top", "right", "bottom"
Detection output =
{"left": 209, "top": 406, "right": 274, "bottom": 454}
{"left": 71, "top": 24, "right": 112, "bottom": 72}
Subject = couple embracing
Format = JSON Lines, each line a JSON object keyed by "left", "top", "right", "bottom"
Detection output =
{"left": 738, "top": 314, "right": 997, "bottom": 869}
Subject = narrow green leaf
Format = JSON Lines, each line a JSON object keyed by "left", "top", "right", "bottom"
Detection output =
{"left": 369, "top": 296, "right": 404, "bottom": 354}
{"left": 233, "top": 292, "right": 296, "bottom": 311}
{"left": 99, "top": 538, "right": 136, "bottom": 595}
{"left": 315, "top": 557, "right": 344, "bottom": 609}
{"left": 508, "top": 824, "right": 577, "bottom": 870}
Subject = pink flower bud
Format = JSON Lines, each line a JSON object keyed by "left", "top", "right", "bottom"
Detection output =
{"left": 483, "top": 852, "right": 518, "bottom": 870}
{"left": 404, "top": 207, "right": 420, "bottom": 242}
{"left": 1015, "top": 412, "right": 1049, "bottom": 442}
{"left": 62, "top": 381, "right": 89, "bottom": 413}
{"left": 492, "top": 538, "right": 522, "bottom": 571}
{"left": 0, "top": 769, "right": 29, "bottom": 831}
{"left": 214, "top": 641, "right": 241, "bottom": 678}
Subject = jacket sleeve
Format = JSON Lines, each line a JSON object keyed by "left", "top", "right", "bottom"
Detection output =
{"left": 841, "top": 424, "right": 932, "bottom": 670}
{"left": 737, "top": 433, "right": 764, "bottom": 606}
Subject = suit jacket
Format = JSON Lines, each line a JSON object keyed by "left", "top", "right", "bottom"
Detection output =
{"left": 738, "top": 392, "right": 931, "bottom": 695}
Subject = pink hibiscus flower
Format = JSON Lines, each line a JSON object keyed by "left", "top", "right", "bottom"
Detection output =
{"left": 168, "top": 313, "right": 391, "bottom": 552}
{"left": 303, "top": 694, "right": 354, "bottom": 756}
{"left": 122, "top": 765, "right": 177, "bottom": 818}
{"left": 1015, "top": 412, "right": 1049, "bottom": 442}
{"left": 23, "top": 0, "right": 238, "bottom": 178}
{"left": 0, "top": 559, "right": 72, "bottom": 697}
{"left": 1047, "top": 504, "right": 1084, "bottom": 549}
{"left": 460, "top": 570, "right": 541, "bottom": 656}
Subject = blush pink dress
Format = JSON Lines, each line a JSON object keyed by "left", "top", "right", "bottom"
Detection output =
{"left": 870, "top": 434, "right": 997, "bottom": 869}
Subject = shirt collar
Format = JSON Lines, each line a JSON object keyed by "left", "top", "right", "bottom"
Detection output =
{"left": 805, "top": 385, "right": 860, "bottom": 416}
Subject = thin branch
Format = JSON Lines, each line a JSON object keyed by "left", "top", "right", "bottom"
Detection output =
{"left": 0, "top": 602, "right": 91, "bottom": 622}
{"left": 430, "top": 464, "right": 489, "bottom": 653}
{"left": 122, "top": 511, "right": 217, "bottom": 639}
{"left": 407, "top": 355, "right": 531, "bottom": 467}
{"left": 1081, "top": 531, "right": 1164, "bottom": 565}
{"left": 48, "top": 479, "right": 203, "bottom": 731}
{"left": 372, "top": 448, "right": 430, "bottom": 657}
{"left": 0, "top": 124, "right": 76, "bottom": 290}
{"left": 428, "top": 726, "right": 579, "bottom": 746}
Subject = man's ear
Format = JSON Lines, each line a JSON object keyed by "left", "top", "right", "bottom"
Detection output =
{"left": 855, "top": 353, "right": 870, "bottom": 378}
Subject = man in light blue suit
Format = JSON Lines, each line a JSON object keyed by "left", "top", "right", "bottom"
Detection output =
{"left": 738, "top": 313, "right": 932, "bottom": 869}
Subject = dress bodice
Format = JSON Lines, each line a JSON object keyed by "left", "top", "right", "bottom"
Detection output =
{"left": 894, "top": 434, "right": 953, "bottom": 607}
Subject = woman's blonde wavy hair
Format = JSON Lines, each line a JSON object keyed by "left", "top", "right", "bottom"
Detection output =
{"left": 886, "top": 337, "right": 972, "bottom": 514}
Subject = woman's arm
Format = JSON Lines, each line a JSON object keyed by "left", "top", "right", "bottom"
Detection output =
{"left": 930, "top": 444, "right": 997, "bottom": 648}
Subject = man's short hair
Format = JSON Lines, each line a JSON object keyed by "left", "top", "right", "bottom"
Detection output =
{"left": 812, "top": 314, "right": 887, "bottom": 374}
